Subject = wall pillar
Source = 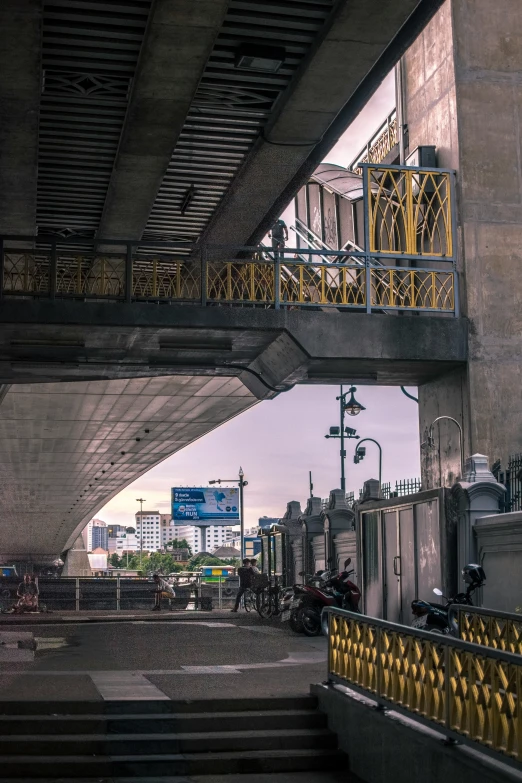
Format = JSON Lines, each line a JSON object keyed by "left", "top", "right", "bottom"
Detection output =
{"left": 451, "top": 454, "right": 505, "bottom": 579}
{"left": 404, "top": 0, "right": 522, "bottom": 486}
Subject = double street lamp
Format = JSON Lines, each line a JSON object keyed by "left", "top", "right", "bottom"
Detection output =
{"left": 325, "top": 385, "right": 366, "bottom": 492}
{"left": 209, "top": 467, "right": 248, "bottom": 559}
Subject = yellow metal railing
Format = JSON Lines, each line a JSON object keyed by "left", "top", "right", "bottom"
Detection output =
{"left": 1, "top": 243, "right": 457, "bottom": 314}
{"left": 365, "top": 165, "right": 454, "bottom": 259}
{"left": 453, "top": 606, "right": 522, "bottom": 656}
{"left": 327, "top": 607, "right": 522, "bottom": 766}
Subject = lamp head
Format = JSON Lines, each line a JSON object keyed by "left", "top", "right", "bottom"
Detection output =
{"left": 329, "top": 426, "right": 340, "bottom": 436}
{"left": 343, "top": 386, "right": 365, "bottom": 417}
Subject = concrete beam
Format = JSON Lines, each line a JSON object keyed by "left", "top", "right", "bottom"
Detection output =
{"left": 0, "top": 299, "right": 468, "bottom": 387}
{"left": 201, "top": 0, "right": 444, "bottom": 247}
{"left": 96, "top": 0, "right": 229, "bottom": 241}
{"left": 0, "top": 0, "right": 41, "bottom": 234}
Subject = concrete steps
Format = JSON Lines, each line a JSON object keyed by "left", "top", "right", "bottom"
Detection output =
{"left": 0, "top": 697, "right": 349, "bottom": 779}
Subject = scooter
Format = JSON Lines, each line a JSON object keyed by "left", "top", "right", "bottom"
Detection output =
{"left": 280, "top": 571, "right": 328, "bottom": 633}
{"left": 411, "top": 563, "right": 486, "bottom": 636}
{"left": 298, "top": 559, "right": 361, "bottom": 637}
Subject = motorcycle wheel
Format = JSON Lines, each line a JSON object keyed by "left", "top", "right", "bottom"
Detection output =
{"left": 300, "top": 607, "right": 322, "bottom": 637}
{"left": 289, "top": 608, "right": 304, "bottom": 634}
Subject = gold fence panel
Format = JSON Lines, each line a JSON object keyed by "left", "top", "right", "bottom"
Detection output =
{"left": 328, "top": 610, "right": 522, "bottom": 764}
{"left": 458, "top": 610, "right": 522, "bottom": 656}
{"left": 366, "top": 166, "right": 453, "bottom": 258}
{"left": 4, "top": 252, "right": 50, "bottom": 293}
{"left": 280, "top": 263, "right": 365, "bottom": 307}
{"left": 370, "top": 269, "right": 454, "bottom": 310}
{"left": 132, "top": 260, "right": 201, "bottom": 300}
{"left": 207, "top": 260, "right": 274, "bottom": 304}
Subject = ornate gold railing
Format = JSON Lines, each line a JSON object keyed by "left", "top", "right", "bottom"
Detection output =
{"left": 451, "top": 605, "right": 522, "bottom": 656}
{"left": 0, "top": 230, "right": 457, "bottom": 315}
{"left": 364, "top": 164, "right": 454, "bottom": 259}
{"left": 350, "top": 110, "right": 398, "bottom": 173}
{"left": 326, "top": 607, "right": 522, "bottom": 767}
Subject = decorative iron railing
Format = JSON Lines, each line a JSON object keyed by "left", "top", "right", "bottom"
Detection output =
{"left": 381, "top": 478, "right": 423, "bottom": 499}
{"left": 450, "top": 605, "right": 522, "bottom": 656}
{"left": 495, "top": 453, "right": 522, "bottom": 512}
{"left": 325, "top": 607, "right": 522, "bottom": 769}
{"left": 0, "top": 167, "right": 458, "bottom": 315}
{"left": 349, "top": 109, "right": 398, "bottom": 173}
{"left": 364, "top": 164, "right": 454, "bottom": 260}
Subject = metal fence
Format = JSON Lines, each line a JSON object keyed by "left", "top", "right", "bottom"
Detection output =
{"left": 495, "top": 453, "right": 522, "bottom": 512}
{"left": 0, "top": 166, "right": 458, "bottom": 316}
{"left": 0, "top": 576, "right": 238, "bottom": 612}
{"left": 450, "top": 604, "right": 522, "bottom": 656}
{"left": 349, "top": 109, "right": 398, "bottom": 173}
{"left": 325, "top": 606, "right": 522, "bottom": 769}
{"left": 381, "top": 478, "right": 422, "bottom": 499}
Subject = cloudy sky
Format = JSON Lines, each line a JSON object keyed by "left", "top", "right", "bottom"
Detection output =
{"left": 97, "top": 71, "right": 416, "bottom": 532}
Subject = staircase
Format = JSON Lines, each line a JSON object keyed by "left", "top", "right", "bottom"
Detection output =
{"left": 0, "top": 695, "right": 348, "bottom": 779}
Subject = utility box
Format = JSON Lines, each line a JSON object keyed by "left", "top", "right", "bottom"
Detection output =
{"left": 406, "top": 145, "right": 436, "bottom": 168}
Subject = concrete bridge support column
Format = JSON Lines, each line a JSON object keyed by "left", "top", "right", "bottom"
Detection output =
{"left": 403, "top": 0, "right": 522, "bottom": 487}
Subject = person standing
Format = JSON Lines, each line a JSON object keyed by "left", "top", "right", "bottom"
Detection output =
{"left": 268, "top": 219, "right": 288, "bottom": 262}
{"left": 230, "top": 558, "right": 253, "bottom": 613}
{"left": 152, "top": 573, "right": 175, "bottom": 611}
{"left": 249, "top": 559, "right": 260, "bottom": 574}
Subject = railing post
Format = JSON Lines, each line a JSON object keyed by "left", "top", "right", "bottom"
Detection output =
{"left": 362, "top": 166, "right": 372, "bottom": 314}
{"left": 116, "top": 575, "right": 120, "bottom": 611}
{"left": 49, "top": 240, "right": 57, "bottom": 299}
{"left": 0, "top": 237, "right": 4, "bottom": 301}
{"left": 125, "top": 243, "right": 132, "bottom": 303}
{"left": 200, "top": 244, "right": 207, "bottom": 306}
{"left": 218, "top": 576, "right": 222, "bottom": 609}
{"left": 75, "top": 577, "right": 80, "bottom": 612}
{"left": 444, "top": 641, "right": 451, "bottom": 736}
{"left": 274, "top": 257, "right": 281, "bottom": 309}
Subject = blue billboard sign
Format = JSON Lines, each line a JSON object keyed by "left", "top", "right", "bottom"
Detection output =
{"left": 171, "top": 487, "right": 239, "bottom": 523}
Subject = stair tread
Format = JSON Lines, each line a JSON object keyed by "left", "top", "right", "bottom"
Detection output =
{"left": 0, "top": 748, "right": 343, "bottom": 762}
{"left": 0, "top": 727, "right": 333, "bottom": 742}
{"left": 0, "top": 708, "right": 320, "bottom": 721}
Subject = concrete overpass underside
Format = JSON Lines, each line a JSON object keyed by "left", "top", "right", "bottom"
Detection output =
{"left": 0, "top": 301, "right": 467, "bottom": 563}
{"left": 0, "top": 374, "right": 256, "bottom": 563}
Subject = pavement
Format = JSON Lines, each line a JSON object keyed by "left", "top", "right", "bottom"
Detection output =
{"left": 0, "top": 610, "right": 327, "bottom": 702}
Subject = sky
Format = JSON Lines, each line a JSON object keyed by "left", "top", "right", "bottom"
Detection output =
{"left": 97, "top": 70, "right": 413, "bottom": 532}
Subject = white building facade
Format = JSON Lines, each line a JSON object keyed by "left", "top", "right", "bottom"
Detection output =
{"left": 172, "top": 524, "right": 235, "bottom": 554}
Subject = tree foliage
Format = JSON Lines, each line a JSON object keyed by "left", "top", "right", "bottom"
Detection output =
{"left": 187, "top": 553, "right": 223, "bottom": 569}
{"left": 166, "top": 538, "right": 192, "bottom": 555}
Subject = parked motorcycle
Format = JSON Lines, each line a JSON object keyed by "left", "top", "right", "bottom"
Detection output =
{"left": 411, "top": 563, "right": 486, "bottom": 636}
{"left": 297, "top": 559, "right": 361, "bottom": 637}
{"left": 280, "top": 571, "right": 326, "bottom": 633}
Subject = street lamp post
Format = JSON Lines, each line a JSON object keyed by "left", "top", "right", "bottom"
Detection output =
{"left": 354, "top": 438, "right": 383, "bottom": 490}
{"left": 423, "top": 415, "right": 464, "bottom": 479}
{"left": 325, "top": 384, "right": 365, "bottom": 492}
{"left": 209, "top": 468, "right": 248, "bottom": 559}
{"left": 136, "top": 497, "right": 146, "bottom": 569}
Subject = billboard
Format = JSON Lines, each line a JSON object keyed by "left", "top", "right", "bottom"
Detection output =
{"left": 171, "top": 487, "right": 239, "bottom": 523}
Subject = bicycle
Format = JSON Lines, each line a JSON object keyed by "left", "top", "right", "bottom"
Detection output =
{"left": 242, "top": 588, "right": 256, "bottom": 612}
{"left": 256, "top": 581, "right": 283, "bottom": 619}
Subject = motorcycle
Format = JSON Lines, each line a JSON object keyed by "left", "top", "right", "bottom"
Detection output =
{"left": 298, "top": 558, "right": 361, "bottom": 637}
{"left": 411, "top": 563, "right": 486, "bottom": 636}
{"left": 280, "top": 572, "right": 326, "bottom": 633}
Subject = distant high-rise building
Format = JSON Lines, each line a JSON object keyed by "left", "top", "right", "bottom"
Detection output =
{"left": 81, "top": 518, "right": 107, "bottom": 552}
{"left": 258, "top": 516, "right": 278, "bottom": 529}
{"left": 92, "top": 525, "right": 108, "bottom": 551}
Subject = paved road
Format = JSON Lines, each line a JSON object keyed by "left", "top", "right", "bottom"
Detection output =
{"left": 0, "top": 612, "right": 327, "bottom": 702}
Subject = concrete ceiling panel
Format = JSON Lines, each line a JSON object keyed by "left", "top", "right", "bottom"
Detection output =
{"left": 0, "top": 374, "right": 257, "bottom": 560}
